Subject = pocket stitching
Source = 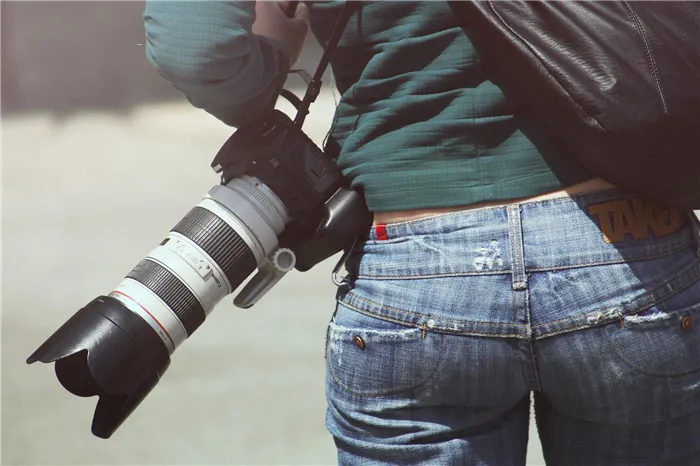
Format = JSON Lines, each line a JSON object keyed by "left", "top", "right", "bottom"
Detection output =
{"left": 605, "top": 305, "right": 700, "bottom": 378}
{"left": 329, "top": 322, "right": 423, "bottom": 339}
{"left": 326, "top": 322, "right": 447, "bottom": 398}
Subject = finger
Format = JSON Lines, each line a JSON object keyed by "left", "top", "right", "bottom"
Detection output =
{"left": 256, "top": 1, "right": 285, "bottom": 14}
{"left": 266, "top": 0, "right": 289, "bottom": 15}
{"left": 292, "top": 2, "right": 309, "bottom": 22}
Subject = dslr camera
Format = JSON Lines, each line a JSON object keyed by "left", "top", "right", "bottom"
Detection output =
{"left": 26, "top": 2, "right": 368, "bottom": 438}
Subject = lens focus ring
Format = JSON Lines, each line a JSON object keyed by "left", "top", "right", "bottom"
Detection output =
{"left": 171, "top": 206, "right": 258, "bottom": 290}
{"left": 126, "top": 259, "right": 205, "bottom": 336}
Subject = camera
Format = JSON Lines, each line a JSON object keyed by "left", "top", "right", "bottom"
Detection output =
{"left": 26, "top": 105, "right": 371, "bottom": 439}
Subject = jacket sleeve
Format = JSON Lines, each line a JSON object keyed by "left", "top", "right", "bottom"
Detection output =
{"left": 143, "top": 1, "right": 290, "bottom": 127}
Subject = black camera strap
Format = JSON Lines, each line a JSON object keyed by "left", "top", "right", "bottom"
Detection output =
{"left": 287, "top": 1, "right": 356, "bottom": 128}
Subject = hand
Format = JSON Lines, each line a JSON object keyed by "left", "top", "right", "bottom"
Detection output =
{"left": 252, "top": 1, "right": 310, "bottom": 67}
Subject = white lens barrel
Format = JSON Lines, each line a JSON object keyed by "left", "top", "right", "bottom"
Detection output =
{"left": 108, "top": 176, "right": 290, "bottom": 354}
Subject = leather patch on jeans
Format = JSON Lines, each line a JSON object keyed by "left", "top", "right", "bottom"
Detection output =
{"left": 587, "top": 199, "right": 684, "bottom": 244}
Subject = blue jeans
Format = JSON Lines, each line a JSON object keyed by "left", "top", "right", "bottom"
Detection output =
{"left": 325, "top": 189, "right": 700, "bottom": 465}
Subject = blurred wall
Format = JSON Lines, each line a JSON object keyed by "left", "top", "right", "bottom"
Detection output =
{"left": 1, "top": 1, "right": 324, "bottom": 116}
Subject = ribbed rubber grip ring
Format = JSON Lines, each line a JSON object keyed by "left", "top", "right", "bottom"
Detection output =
{"left": 171, "top": 206, "right": 258, "bottom": 290}
{"left": 126, "top": 259, "right": 205, "bottom": 336}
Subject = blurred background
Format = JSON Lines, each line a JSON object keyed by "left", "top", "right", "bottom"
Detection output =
{"left": 1, "top": 2, "right": 546, "bottom": 465}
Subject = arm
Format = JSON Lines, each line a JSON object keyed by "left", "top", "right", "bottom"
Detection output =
{"left": 143, "top": 1, "right": 306, "bottom": 127}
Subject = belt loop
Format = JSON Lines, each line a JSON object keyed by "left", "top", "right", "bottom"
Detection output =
{"left": 507, "top": 205, "right": 528, "bottom": 291}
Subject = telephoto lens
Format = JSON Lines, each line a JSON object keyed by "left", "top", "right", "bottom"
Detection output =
{"left": 26, "top": 174, "right": 296, "bottom": 438}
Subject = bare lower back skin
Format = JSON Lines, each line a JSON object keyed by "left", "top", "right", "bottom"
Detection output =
{"left": 373, "top": 178, "right": 617, "bottom": 225}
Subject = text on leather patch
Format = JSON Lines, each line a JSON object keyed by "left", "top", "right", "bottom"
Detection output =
{"left": 587, "top": 199, "right": 684, "bottom": 243}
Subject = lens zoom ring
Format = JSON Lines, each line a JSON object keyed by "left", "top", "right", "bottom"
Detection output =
{"left": 126, "top": 259, "right": 205, "bottom": 336}
{"left": 171, "top": 206, "right": 258, "bottom": 290}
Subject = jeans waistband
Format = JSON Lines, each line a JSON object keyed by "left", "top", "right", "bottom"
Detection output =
{"left": 360, "top": 189, "right": 700, "bottom": 278}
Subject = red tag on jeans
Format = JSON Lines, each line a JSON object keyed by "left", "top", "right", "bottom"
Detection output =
{"left": 376, "top": 224, "right": 388, "bottom": 241}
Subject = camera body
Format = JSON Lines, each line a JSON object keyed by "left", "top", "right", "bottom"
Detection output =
{"left": 213, "top": 108, "right": 369, "bottom": 273}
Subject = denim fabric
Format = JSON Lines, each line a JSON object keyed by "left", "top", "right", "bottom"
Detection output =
{"left": 325, "top": 189, "right": 700, "bottom": 465}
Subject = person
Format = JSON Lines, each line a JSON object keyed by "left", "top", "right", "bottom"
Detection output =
{"left": 142, "top": 2, "right": 700, "bottom": 464}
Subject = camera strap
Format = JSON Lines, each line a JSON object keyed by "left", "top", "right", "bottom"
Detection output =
{"left": 280, "top": 2, "right": 365, "bottom": 286}
{"left": 289, "top": 1, "right": 356, "bottom": 128}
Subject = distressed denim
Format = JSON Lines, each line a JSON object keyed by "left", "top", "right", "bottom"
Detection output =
{"left": 325, "top": 189, "right": 700, "bottom": 465}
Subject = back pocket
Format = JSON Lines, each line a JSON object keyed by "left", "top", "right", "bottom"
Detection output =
{"left": 605, "top": 281, "right": 700, "bottom": 377}
{"left": 326, "top": 302, "right": 445, "bottom": 397}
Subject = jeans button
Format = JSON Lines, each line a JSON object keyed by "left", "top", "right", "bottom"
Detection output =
{"left": 353, "top": 335, "right": 366, "bottom": 350}
{"left": 681, "top": 316, "right": 693, "bottom": 331}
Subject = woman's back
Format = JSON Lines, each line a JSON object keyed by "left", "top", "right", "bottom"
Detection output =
{"left": 309, "top": 1, "right": 593, "bottom": 212}
{"left": 143, "top": 1, "right": 593, "bottom": 214}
